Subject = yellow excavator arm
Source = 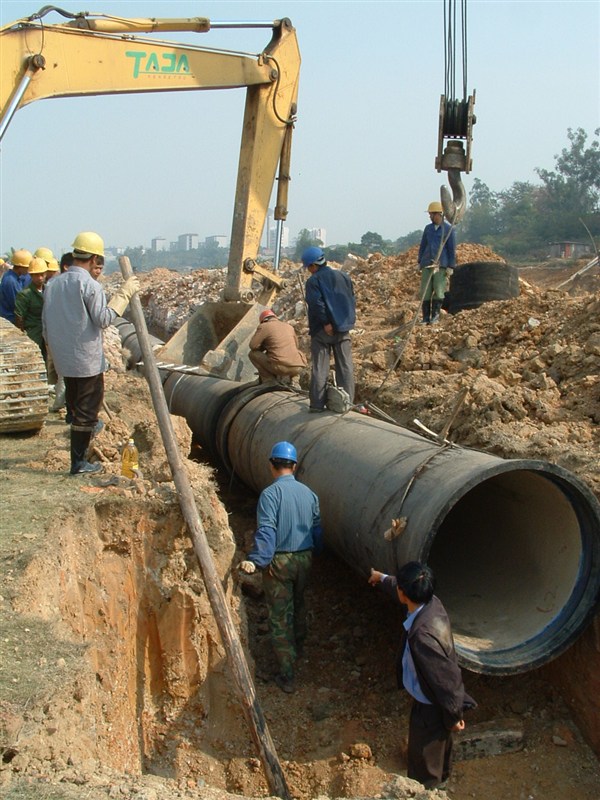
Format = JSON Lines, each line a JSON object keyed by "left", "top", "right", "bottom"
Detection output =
{"left": 1, "top": 7, "right": 300, "bottom": 303}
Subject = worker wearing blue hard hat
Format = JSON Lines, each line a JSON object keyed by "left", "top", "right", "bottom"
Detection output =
{"left": 301, "top": 246, "right": 356, "bottom": 412}
{"left": 239, "top": 441, "right": 322, "bottom": 693}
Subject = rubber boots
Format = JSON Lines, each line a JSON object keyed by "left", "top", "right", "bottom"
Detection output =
{"left": 70, "top": 428, "right": 102, "bottom": 475}
{"left": 420, "top": 301, "right": 431, "bottom": 325}
{"left": 430, "top": 299, "right": 443, "bottom": 325}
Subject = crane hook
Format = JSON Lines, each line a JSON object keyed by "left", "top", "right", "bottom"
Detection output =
{"left": 435, "top": 92, "right": 476, "bottom": 226}
{"left": 440, "top": 167, "right": 466, "bottom": 224}
{"left": 438, "top": 140, "right": 468, "bottom": 224}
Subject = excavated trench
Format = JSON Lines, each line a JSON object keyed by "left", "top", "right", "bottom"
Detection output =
{"left": 15, "top": 488, "right": 268, "bottom": 791}
{"left": 10, "top": 401, "right": 600, "bottom": 799}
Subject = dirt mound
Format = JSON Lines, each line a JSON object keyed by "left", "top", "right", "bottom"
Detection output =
{"left": 124, "top": 246, "right": 599, "bottom": 496}
{"left": 2, "top": 247, "right": 599, "bottom": 799}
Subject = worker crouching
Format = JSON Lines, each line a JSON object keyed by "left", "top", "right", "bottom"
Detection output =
{"left": 248, "top": 309, "right": 307, "bottom": 385}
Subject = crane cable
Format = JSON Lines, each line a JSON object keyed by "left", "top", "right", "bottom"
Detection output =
{"left": 444, "top": 0, "right": 468, "bottom": 103}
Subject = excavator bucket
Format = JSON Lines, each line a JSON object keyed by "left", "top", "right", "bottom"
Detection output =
{"left": 156, "top": 301, "right": 263, "bottom": 383}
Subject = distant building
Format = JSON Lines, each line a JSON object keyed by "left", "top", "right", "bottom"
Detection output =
{"left": 151, "top": 237, "right": 168, "bottom": 252}
{"left": 548, "top": 241, "right": 591, "bottom": 259}
{"left": 267, "top": 224, "right": 289, "bottom": 249}
{"left": 264, "top": 207, "right": 275, "bottom": 249}
{"left": 205, "top": 235, "right": 228, "bottom": 248}
{"left": 178, "top": 233, "right": 199, "bottom": 251}
{"left": 309, "top": 227, "right": 326, "bottom": 247}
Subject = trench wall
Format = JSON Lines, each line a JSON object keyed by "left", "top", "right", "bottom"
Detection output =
{"left": 14, "top": 495, "right": 252, "bottom": 783}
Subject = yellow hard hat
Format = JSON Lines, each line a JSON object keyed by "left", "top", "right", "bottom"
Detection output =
{"left": 28, "top": 257, "right": 48, "bottom": 274}
{"left": 11, "top": 249, "right": 33, "bottom": 267}
{"left": 427, "top": 202, "right": 444, "bottom": 214}
{"left": 34, "top": 246, "right": 54, "bottom": 263}
{"left": 71, "top": 231, "right": 104, "bottom": 258}
{"left": 46, "top": 257, "right": 60, "bottom": 272}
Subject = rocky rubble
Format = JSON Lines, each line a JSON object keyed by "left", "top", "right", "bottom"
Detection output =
{"left": 106, "top": 244, "right": 599, "bottom": 497}
{"left": 1, "top": 246, "right": 598, "bottom": 800}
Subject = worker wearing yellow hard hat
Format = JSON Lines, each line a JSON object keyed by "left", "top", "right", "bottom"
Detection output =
{"left": 42, "top": 230, "right": 140, "bottom": 475}
{"left": 45, "top": 257, "right": 60, "bottom": 281}
{"left": 417, "top": 201, "right": 456, "bottom": 325}
{"left": 0, "top": 249, "right": 32, "bottom": 324}
{"left": 34, "top": 246, "right": 54, "bottom": 263}
{"left": 14, "top": 257, "right": 48, "bottom": 361}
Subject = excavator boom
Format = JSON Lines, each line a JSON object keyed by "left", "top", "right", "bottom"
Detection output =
{"left": 1, "top": 8, "right": 301, "bottom": 379}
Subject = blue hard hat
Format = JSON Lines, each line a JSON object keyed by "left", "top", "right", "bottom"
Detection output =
{"left": 301, "top": 246, "right": 325, "bottom": 268}
{"left": 270, "top": 441, "right": 298, "bottom": 462}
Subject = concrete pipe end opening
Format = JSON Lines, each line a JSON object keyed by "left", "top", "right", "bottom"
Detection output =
{"left": 426, "top": 463, "right": 600, "bottom": 675}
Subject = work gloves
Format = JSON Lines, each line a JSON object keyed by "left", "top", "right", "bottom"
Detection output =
{"left": 108, "top": 276, "right": 141, "bottom": 316}
{"left": 238, "top": 560, "right": 256, "bottom": 574}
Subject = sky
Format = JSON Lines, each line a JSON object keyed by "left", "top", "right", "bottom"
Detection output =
{"left": 0, "top": 0, "right": 598, "bottom": 258}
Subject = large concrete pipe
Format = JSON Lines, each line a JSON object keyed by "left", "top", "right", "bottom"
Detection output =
{"left": 113, "top": 317, "right": 163, "bottom": 370}
{"left": 161, "top": 372, "right": 600, "bottom": 676}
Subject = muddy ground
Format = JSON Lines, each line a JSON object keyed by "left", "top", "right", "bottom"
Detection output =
{"left": 0, "top": 247, "right": 599, "bottom": 800}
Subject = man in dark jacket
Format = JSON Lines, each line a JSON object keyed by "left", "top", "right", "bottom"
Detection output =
{"left": 301, "top": 246, "right": 356, "bottom": 412}
{"left": 417, "top": 202, "right": 456, "bottom": 325}
{"left": 369, "top": 561, "right": 475, "bottom": 789}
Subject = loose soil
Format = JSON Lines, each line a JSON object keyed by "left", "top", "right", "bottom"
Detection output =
{"left": 1, "top": 247, "right": 599, "bottom": 800}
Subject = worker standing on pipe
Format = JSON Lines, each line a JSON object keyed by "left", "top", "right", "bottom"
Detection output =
{"left": 369, "top": 562, "right": 476, "bottom": 790}
{"left": 248, "top": 309, "right": 307, "bottom": 385}
{"left": 417, "top": 202, "right": 456, "bottom": 325}
{"left": 239, "top": 441, "right": 322, "bottom": 694}
{"left": 301, "top": 246, "right": 356, "bottom": 412}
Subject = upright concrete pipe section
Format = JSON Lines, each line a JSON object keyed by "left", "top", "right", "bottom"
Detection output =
{"left": 161, "top": 372, "right": 600, "bottom": 676}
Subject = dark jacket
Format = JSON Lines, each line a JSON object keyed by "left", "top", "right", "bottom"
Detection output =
{"left": 382, "top": 577, "right": 476, "bottom": 730}
{"left": 305, "top": 264, "right": 356, "bottom": 336}
{"left": 418, "top": 221, "right": 456, "bottom": 268}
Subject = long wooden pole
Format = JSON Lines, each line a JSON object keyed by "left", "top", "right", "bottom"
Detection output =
{"left": 118, "top": 257, "right": 291, "bottom": 800}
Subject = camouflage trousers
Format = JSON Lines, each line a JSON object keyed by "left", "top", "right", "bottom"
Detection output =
{"left": 262, "top": 550, "right": 313, "bottom": 679}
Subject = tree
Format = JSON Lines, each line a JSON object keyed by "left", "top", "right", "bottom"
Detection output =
{"left": 460, "top": 178, "right": 501, "bottom": 243}
{"left": 324, "top": 244, "right": 350, "bottom": 263}
{"left": 123, "top": 246, "right": 144, "bottom": 272}
{"left": 360, "top": 231, "right": 385, "bottom": 252}
{"left": 395, "top": 230, "right": 422, "bottom": 252}
{"left": 293, "top": 228, "right": 322, "bottom": 261}
{"left": 535, "top": 127, "right": 600, "bottom": 240}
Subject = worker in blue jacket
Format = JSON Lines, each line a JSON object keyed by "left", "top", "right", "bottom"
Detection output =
{"left": 418, "top": 202, "right": 456, "bottom": 325}
{"left": 301, "top": 246, "right": 356, "bottom": 412}
{"left": 239, "top": 441, "right": 322, "bottom": 693}
{"left": 0, "top": 249, "right": 32, "bottom": 324}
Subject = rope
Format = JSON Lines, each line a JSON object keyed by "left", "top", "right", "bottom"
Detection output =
{"left": 444, "top": 0, "right": 469, "bottom": 102}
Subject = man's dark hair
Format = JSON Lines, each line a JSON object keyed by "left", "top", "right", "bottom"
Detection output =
{"left": 269, "top": 458, "right": 295, "bottom": 469}
{"left": 60, "top": 252, "right": 74, "bottom": 272}
{"left": 396, "top": 561, "right": 435, "bottom": 604}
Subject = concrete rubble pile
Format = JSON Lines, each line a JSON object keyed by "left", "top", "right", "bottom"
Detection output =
{"left": 104, "top": 243, "right": 599, "bottom": 497}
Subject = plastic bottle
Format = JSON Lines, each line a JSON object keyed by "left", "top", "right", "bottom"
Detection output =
{"left": 120, "top": 438, "right": 139, "bottom": 478}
